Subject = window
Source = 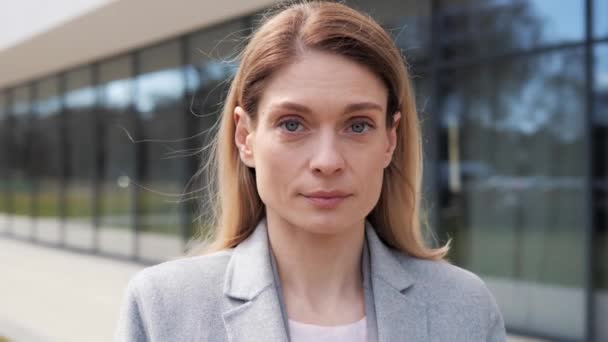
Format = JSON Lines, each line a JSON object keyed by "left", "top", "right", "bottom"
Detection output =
{"left": 0, "top": 92, "right": 8, "bottom": 233}
{"left": 594, "top": 44, "right": 608, "bottom": 294}
{"left": 185, "top": 20, "right": 244, "bottom": 239}
{"left": 65, "top": 66, "right": 97, "bottom": 249}
{"left": 136, "top": 40, "right": 186, "bottom": 261}
{"left": 595, "top": 0, "right": 608, "bottom": 39}
{"left": 352, "top": 0, "right": 431, "bottom": 65}
{"left": 437, "top": 0, "right": 585, "bottom": 61}
{"left": 11, "top": 86, "right": 34, "bottom": 239}
{"left": 437, "top": 48, "right": 587, "bottom": 339}
{"left": 98, "top": 55, "right": 136, "bottom": 257}
{"left": 32, "top": 76, "right": 63, "bottom": 244}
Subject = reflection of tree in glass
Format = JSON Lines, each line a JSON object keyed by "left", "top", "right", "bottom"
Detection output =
{"left": 449, "top": 48, "right": 585, "bottom": 147}
{"left": 439, "top": 42, "right": 587, "bottom": 289}
{"left": 439, "top": 0, "right": 543, "bottom": 60}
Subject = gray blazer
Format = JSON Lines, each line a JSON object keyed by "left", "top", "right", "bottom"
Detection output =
{"left": 115, "top": 219, "right": 506, "bottom": 341}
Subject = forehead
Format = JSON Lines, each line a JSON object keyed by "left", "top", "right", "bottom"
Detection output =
{"left": 258, "top": 50, "right": 388, "bottom": 114}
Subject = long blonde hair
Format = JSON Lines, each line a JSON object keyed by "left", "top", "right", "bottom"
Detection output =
{"left": 186, "top": 1, "right": 449, "bottom": 260}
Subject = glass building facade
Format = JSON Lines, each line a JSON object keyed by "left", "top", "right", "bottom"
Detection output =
{"left": 0, "top": 1, "right": 606, "bottom": 340}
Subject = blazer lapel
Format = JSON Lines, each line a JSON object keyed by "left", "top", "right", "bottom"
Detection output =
{"left": 222, "top": 219, "right": 289, "bottom": 342}
{"left": 365, "top": 222, "right": 429, "bottom": 342}
{"left": 221, "top": 219, "right": 428, "bottom": 342}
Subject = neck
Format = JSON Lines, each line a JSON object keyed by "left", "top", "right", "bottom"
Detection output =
{"left": 266, "top": 213, "right": 365, "bottom": 319}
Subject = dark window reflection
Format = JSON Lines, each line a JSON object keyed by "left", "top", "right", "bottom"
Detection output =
{"left": 595, "top": 44, "right": 608, "bottom": 291}
{"left": 136, "top": 40, "right": 186, "bottom": 261}
{"left": 412, "top": 76, "right": 440, "bottom": 230}
{"left": 438, "top": 0, "right": 584, "bottom": 61}
{"left": 0, "top": 93, "right": 8, "bottom": 232}
{"left": 438, "top": 48, "right": 586, "bottom": 339}
{"left": 98, "top": 55, "right": 136, "bottom": 257}
{"left": 11, "top": 86, "right": 33, "bottom": 238}
{"left": 33, "top": 77, "right": 62, "bottom": 243}
{"left": 351, "top": 0, "right": 431, "bottom": 64}
{"left": 65, "top": 66, "right": 96, "bottom": 249}
{"left": 186, "top": 20, "right": 243, "bottom": 238}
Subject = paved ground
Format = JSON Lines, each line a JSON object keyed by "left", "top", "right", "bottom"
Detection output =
{"left": 0, "top": 236, "right": 544, "bottom": 342}
{"left": 0, "top": 236, "right": 142, "bottom": 342}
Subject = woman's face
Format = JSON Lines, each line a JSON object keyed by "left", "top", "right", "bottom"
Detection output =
{"left": 235, "top": 50, "right": 400, "bottom": 235}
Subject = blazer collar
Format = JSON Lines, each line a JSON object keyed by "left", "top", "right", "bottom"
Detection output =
{"left": 363, "top": 220, "right": 428, "bottom": 341}
{"left": 222, "top": 218, "right": 428, "bottom": 342}
{"left": 223, "top": 218, "right": 275, "bottom": 301}
{"left": 363, "top": 220, "right": 415, "bottom": 292}
{"left": 222, "top": 218, "right": 289, "bottom": 342}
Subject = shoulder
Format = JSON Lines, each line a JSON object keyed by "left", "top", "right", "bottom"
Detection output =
{"left": 127, "top": 249, "right": 234, "bottom": 306}
{"left": 394, "top": 251, "right": 502, "bottom": 316}
{"left": 132, "top": 249, "right": 233, "bottom": 283}
{"left": 393, "top": 253, "right": 506, "bottom": 340}
{"left": 403, "top": 254, "right": 492, "bottom": 297}
{"left": 116, "top": 250, "right": 235, "bottom": 340}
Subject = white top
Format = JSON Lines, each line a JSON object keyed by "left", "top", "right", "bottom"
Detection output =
{"left": 288, "top": 316, "right": 367, "bottom": 342}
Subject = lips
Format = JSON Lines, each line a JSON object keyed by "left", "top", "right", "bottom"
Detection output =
{"left": 301, "top": 190, "right": 352, "bottom": 209}
{"left": 303, "top": 190, "right": 351, "bottom": 198}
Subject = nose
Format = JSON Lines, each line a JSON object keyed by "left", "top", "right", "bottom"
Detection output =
{"left": 309, "top": 132, "right": 345, "bottom": 176}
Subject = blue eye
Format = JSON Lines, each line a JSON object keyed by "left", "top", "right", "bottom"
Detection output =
{"left": 350, "top": 121, "right": 371, "bottom": 133}
{"left": 280, "top": 119, "right": 302, "bottom": 132}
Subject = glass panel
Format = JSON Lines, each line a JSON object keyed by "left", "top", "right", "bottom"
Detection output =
{"left": 438, "top": 48, "right": 587, "bottom": 340}
{"left": 32, "top": 77, "right": 62, "bottom": 244}
{"left": 11, "top": 86, "right": 33, "bottom": 239}
{"left": 438, "top": 0, "right": 585, "bottom": 61}
{"left": 351, "top": 0, "right": 431, "bottom": 64}
{"left": 98, "top": 55, "right": 136, "bottom": 257}
{"left": 595, "top": 43, "right": 608, "bottom": 341}
{"left": 186, "top": 21, "right": 243, "bottom": 244}
{"left": 596, "top": 0, "right": 608, "bottom": 38}
{"left": 136, "top": 40, "right": 185, "bottom": 261}
{"left": 0, "top": 92, "right": 8, "bottom": 233}
{"left": 65, "top": 66, "right": 96, "bottom": 250}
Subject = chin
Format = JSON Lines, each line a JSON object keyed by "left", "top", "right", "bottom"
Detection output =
{"left": 291, "top": 212, "right": 361, "bottom": 235}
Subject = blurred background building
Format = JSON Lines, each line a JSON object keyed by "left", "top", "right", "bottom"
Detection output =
{"left": 0, "top": 0, "right": 606, "bottom": 341}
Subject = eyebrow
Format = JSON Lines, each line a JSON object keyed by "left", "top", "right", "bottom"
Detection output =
{"left": 270, "top": 101, "right": 384, "bottom": 115}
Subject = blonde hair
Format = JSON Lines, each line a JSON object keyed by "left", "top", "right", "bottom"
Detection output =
{"left": 186, "top": 1, "right": 449, "bottom": 260}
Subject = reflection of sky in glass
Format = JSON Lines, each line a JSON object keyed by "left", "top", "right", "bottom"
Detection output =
{"left": 530, "top": 0, "right": 584, "bottom": 43}
{"left": 136, "top": 67, "right": 184, "bottom": 115}
{"left": 438, "top": 0, "right": 585, "bottom": 57}
{"left": 597, "top": 45, "right": 608, "bottom": 91}
{"left": 65, "top": 86, "right": 95, "bottom": 109}
{"left": 37, "top": 96, "right": 61, "bottom": 118}
{"left": 596, "top": 0, "right": 608, "bottom": 38}
{"left": 185, "top": 60, "right": 237, "bottom": 92}
{"left": 596, "top": 45, "right": 608, "bottom": 125}
{"left": 103, "top": 79, "right": 132, "bottom": 110}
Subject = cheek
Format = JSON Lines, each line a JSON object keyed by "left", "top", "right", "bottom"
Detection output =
{"left": 252, "top": 136, "right": 297, "bottom": 203}
{"left": 349, "top": 142, "right": 387, "bottom": 204}
{"left": 363, "top": 160, "right": 386, "bottom": 195}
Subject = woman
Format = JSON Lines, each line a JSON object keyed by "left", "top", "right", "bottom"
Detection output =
{"left": 115, "top": 1, "right": 506, "bottom": 341}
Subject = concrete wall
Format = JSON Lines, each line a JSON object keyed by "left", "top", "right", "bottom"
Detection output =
{"left": 0, "top": 0, "right": 278, "bottom": 89}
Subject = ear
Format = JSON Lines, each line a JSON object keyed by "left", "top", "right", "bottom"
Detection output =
{"left": 384, "top": 112, "right": 401, "bottom": 168}
{"left": 234, "top": 106, "right": 255, "bottom": 168}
